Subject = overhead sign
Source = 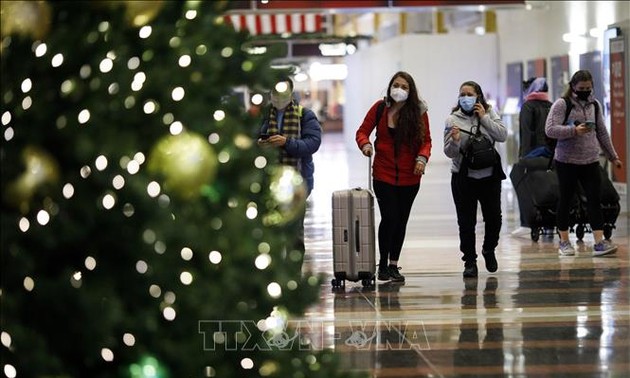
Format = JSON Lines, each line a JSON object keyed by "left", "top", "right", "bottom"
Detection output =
{"left": 226, "top": 0, "right": 525, "bottom": 11}
{"left": 224, "top": 13, "right": 325, "bottom": 35}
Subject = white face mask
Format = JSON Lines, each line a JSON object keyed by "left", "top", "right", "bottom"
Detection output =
{"left": 390, "top": 87, "right": 409, "bottom": 103}
{"left": 271, "top": 92, "right": 292, "bottom": 109}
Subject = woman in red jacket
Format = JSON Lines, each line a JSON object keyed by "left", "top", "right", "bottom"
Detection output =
{"left": 356, "top": 71, "right": 432, "bottom": 282}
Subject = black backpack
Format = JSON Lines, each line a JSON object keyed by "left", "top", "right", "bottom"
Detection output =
{"left": 459, "top": 125, "right": 497, "bottom": 170}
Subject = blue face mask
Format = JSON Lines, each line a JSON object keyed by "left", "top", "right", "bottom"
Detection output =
{"left": 459, "top": 96, "right": 477, "bottom": 112}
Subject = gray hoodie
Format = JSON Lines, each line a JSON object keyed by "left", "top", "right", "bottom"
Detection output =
{"left": 545, "top": 94, "right": 618, "bottom": 165}
{"left": 443, "top": 107, "right": 507, "bottom": 178}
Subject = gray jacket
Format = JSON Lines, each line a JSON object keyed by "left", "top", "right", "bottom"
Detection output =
{"left": 443, "top": 107, "right": 507, "bottom": 178}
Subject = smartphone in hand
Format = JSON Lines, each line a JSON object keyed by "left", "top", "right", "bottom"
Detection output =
{"left": 259, "top": 134, "right": 271, "bottom": 140}
{"left": 473, "top": 98, "right": 482, "bottom": 116}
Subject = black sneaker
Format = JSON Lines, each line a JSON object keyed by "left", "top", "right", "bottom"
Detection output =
{"left": 482, "top": 250, "right": 498, "bottom": 273}
{"left": 377, "top": 266, "right": 390, "bottom": 281}
{"left": 463, "top": 261, "right": 478, "bottom": 278}
{"left": 388, "top": 265, "right": 405, "bottom": 282}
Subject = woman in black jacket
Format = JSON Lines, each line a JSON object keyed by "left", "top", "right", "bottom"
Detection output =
{"left": 511, "top": 77, "right": 553, "bottom": 238}
{"left": 518, "top": 77, "right": 553, "bottom": 159}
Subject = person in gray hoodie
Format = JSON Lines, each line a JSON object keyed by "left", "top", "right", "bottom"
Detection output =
{"left": 545, "top": 69, "right": 622, "bottom": 257}
{"left": 444, "top": 81, "right": 507, "bottom": 278}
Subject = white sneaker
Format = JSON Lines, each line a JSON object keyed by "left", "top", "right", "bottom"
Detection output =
{"left": 593, "top": 240, "right": 617, "bottom": 257}
{"left": 558, "top": 241, "right": 575, "bottom": 256}
{"left": 511, "top": 227, "right": 531, "bottom": 238}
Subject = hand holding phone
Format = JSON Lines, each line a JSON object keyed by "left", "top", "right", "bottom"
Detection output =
{"left": 473, "top": 101, "right": 485, "bottom": 118}
{"left": 573, "top": 121, "right": 592, "bottom": 136}
{"left": 259, "top": 134, "right": 271, "bottom": 140}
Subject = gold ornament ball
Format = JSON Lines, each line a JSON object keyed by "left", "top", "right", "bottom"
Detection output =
{"left": 4, "top": 145, "right": 60, "bottom": 212}
{"left": 0, "top": 1, "right": 52, "bottom": 40}
{"left": 148, "top": 132, "right": 218, "bottom": 200}
{"left": 263, "top": 166, "right": 307, "bottom": 226}
{"left": 124, "top": 0, "right": 165, "bottom": 27}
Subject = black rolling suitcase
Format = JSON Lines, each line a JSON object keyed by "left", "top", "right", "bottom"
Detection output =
{"left": 574, "top": 165, "right": 620, "bottom": 240}
{"left": 331, "top": 157, "right": 376, "bottom": 288}
{"left": 511, "top": 157, "right": 558, "bottom": 241}
{"left": 510, "top": 157, "right": 578, "bottom": 241}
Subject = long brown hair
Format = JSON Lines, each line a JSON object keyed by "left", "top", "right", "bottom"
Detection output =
{"left": 386, "top": 71, "right": 426, "bottom": 152}
{"left": 562, "top": 70, "right": 593, "bottom": 98}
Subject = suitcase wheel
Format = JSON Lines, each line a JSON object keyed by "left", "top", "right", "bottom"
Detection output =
{"left": 530, "top": 228, "right": 540, "bottom": 242}
{"left": 331, "top": 278, "right": 345, "bottom": 288}
{"left": 575, "top": 224, "right": 585, "bottom": 241}
{"left": 360, "top": 276, "right": 375, "bottom": 288}
{"left": 603, "top": 224, "right": 614, "bottom": 240}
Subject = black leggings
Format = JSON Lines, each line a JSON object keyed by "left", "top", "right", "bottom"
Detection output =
{"left": 451, "top": 174, "right": 502, "bottom": 263}
{"left": 555, "top": 161, "right": 603, "bottom": 232}
{"left": 373, "top": 180, "right": 420, "bottom": 265}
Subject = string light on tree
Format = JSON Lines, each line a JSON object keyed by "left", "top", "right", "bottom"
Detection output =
{"left": 124, "top": 1, "right": 165, "bottom": 27}
{"left": 128, "top": 355, "right": 168, "bottom": 378}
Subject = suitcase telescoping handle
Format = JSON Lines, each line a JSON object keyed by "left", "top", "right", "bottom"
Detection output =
{"left": 354, "top": 155, "right": 372, "bottom": 254}
{"left": 355, "top": 219, "right": 360, "bottom": 253}
{"left": 368, "top": 154, "right": 372, "bottom": 192}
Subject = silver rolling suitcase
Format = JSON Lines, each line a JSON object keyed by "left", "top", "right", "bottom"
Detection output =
{"left": 331, "top": 157, "right": 376, "bottom": 288}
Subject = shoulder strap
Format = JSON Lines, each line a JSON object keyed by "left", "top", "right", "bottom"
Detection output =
{"left": 375, "top": 100, "right": 385, "bottom": 126}
{"left": 459, "top": 128, "right": 474, "bottom": 136}
{"left": 561, "top": 97, "right": 573, "bottom": 125}
{"left": 458, "top": 123, "right": 484, "bottom": 138}
{"left": 548, "top": 98, "right": 572, "bottom": 170}
{"left": 370, "top": 101, "right": 387, "bottom": 142}
{"left": 547, "top": 98, "right": 568, "bottom": 170}
{"left": 295, "top": 104, "right": 303, "bottom": 137}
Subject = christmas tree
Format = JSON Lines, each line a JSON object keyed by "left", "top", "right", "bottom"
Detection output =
{"left": 0, "top": 1, "right": 362, "bottom": 377}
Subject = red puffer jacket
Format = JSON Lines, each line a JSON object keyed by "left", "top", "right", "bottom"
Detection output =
{"left": 356, "top": 100, "right": 432, "bottom": 186}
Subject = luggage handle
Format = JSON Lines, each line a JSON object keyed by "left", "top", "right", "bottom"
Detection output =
{"left": 368, "top": 154, "right": 372, "bottom": 192}
{"left": 349, "top": 155, "right": 371, "bottom": 255}
{"left": 355, "top": 218, "right": 360, "bottom": 253}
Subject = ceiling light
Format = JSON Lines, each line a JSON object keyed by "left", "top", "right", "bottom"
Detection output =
{"left": 319, "top": 43, "right": 347, "bottom": 57}
{"left": 309, "top": 62, "right": 347, "bottom": 81}
{"left": 294, "top": 72, "right": 308, "bottom": 82}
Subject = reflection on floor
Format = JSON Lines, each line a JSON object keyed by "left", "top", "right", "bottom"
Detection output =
{"left": 301, "top": 132, "right": 630, "bottom": 377}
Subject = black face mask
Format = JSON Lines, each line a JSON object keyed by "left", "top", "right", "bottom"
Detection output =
{"left": 575, "top": 90, "right": 591, "bottom": 101}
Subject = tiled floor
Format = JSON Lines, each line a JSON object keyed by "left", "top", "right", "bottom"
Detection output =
{"left": 301, "top": 131, "right": 629, "bottom": 377}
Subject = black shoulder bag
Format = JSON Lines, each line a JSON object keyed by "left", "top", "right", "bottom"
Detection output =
{"left": 459, "top": 124, "right": 497, "bottom": 170}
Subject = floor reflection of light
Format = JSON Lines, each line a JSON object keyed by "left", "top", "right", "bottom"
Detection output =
{"left": 325, "top": 324, "right": 336, "bottom": 350}
{"left": 576, "top": 326, "right": 589, "bottom": 338}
